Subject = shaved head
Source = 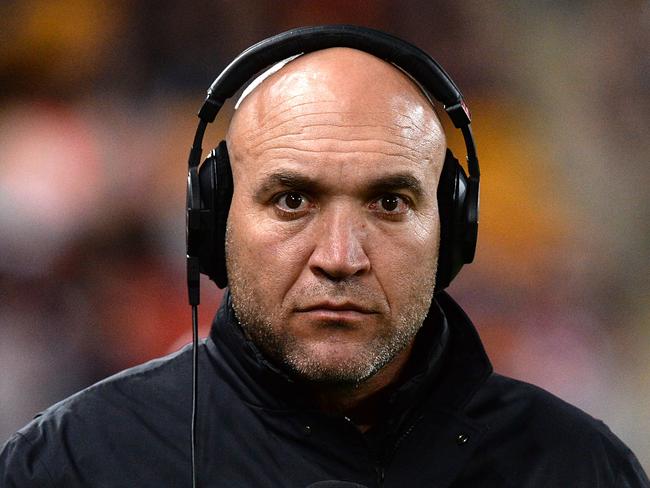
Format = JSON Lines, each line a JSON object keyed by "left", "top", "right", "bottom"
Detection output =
{"left": 227, "top": 47, "right": 445, "bottom": 174}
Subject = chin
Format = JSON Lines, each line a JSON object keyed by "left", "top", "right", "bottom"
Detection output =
{"left": 282, "top": 342, "right": 388, "bottom": 385}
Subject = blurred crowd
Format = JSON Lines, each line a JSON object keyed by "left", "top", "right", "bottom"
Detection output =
{"left": 1, "top": 0, "right": 648, "bottom": 470}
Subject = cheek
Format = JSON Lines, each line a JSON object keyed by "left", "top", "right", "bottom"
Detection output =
{"left": 227, "top": 198, "right": 312, "bottom": 294}
{"left": 368, "top": 214, "right": 440, "bottom": 298}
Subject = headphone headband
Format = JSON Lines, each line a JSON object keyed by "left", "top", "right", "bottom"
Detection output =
{"left": 198, "top": 25, "right": 471, "bottom": 129}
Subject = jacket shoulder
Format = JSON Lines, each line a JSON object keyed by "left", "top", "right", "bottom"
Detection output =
{"left": 477, "top": 373, "right": 620, "bottom": 441}
{"left": 1, "top": 431, "right": 55, "bottom": 487}
{"left": 30, "top": 342, "right": 194, "bottom": 430}
{"left": 0, "top": 344, "right": 196, "bottom": 487}
{"left": 464, "top": 373, "right": 649, "bottom": 486}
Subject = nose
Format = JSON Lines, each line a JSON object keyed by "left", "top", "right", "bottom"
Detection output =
{"left": 308, "top": 205, "right": 371, "bottom": 281}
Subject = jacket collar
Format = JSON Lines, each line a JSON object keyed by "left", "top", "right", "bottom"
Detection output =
{"left": 206, "top": 290, "right": 492, "bottom": 414}
{"left": 428, "top": 291, "right": 493, "bottom": 410}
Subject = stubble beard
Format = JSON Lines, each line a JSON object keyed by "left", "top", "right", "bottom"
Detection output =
{"left": 225, "top": 231, "right": 437, "bottom": 388}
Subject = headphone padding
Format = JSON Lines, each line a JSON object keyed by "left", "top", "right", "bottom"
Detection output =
{"left": 198, "top": 140, "right": 232, "bottom": 288}
{"left": 436, "top": 149, "right": 468, "bottom": 291}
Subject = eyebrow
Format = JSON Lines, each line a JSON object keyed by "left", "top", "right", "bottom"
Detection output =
{"left": 254, "top": 169, "right": 426, "bottom": 202}
{"left": 365, "top": 173, "right": 425, "bottom": 202}
{"left": 255, "top": 171, "right": 324, "bottom": 199}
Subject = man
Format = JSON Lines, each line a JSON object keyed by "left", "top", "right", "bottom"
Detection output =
{"left": 2, "top": 42, "right": 648, "bottom": 487}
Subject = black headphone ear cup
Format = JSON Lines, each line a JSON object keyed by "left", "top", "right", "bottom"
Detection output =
{"left": 436, "top": 149, "right": 468, "bottom": 291}
{"left": 198, "top": 140, "right": 232, "bottom": 288}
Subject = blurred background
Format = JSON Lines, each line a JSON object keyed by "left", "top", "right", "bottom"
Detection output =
{"left": 1, "top": 0, "right": 648, "bottom": 470}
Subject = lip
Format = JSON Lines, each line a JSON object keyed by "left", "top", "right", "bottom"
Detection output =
{"left": 297, "top": 302, "right": 377, "bottom": 314}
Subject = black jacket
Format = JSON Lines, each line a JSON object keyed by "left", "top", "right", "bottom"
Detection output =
{"left": 1, "top": 292, "right": 648, "bottom": 487}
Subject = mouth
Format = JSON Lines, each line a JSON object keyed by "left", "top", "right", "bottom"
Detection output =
{"left": 296, "top": 302, "right": 377, "bottom": 315}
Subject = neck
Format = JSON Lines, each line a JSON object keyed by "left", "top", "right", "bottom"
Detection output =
{"left": 305, "top": 342, "right": 415, "bottom": 432}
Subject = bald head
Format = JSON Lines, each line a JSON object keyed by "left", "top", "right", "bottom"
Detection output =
{"left": 226, "top": 47, "right": 446, "bottom": 172}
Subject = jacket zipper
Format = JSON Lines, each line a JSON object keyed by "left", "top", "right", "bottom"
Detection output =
{"left": 375, "top": 465, "right": 385, "bottom": 486}
{"left": 388, "top": 415, "right": 423, "bottom": 460}
{"left": 372, "top": 414, "right": 423, "bottom": 486}
{"left": 343, "top": 415, "right": 386, "bottom": 487}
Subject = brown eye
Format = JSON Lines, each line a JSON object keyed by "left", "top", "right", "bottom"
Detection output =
{"left": 381, "top": 195, "right": 399, "bottom": 212}
{"left": 275, "top": 191, "right": 310, "bottom": 213}
{"left": 285, "top": 192, "right": 303, "bottom": 209}
{"left": 370, "top": 194, "right": 410, "bottom": 218}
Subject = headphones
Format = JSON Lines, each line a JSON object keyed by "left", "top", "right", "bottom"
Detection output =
{"left": 186, "top": 25, "right": 480, "bottom": 305}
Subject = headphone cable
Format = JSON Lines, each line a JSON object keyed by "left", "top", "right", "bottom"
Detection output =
{"left": 191, "top": 304, "right": 199, "bottom": 488}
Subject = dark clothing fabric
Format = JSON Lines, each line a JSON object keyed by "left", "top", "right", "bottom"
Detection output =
{"left": 1, "top": 292, "right": 648, "bottom": 487}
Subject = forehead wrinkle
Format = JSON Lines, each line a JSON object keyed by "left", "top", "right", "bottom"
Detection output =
{"left": 257, "top": 97, "right": 339, "bottom": 129}
{"left": 243, "top": 109, "right": 438, "bottom": 155}
{"left": 251, "top": 111, "right": 432, "bottom": 140}
{"left": 249, "top": 129, "right": 437, "bottom": 170}
{"left": 254, "top": 99, "right": 432, "bottom": 135}
{"left": 253, "top": 137, "right": 431, "bottom": 164}
{"left": 253, "top": 147, "right": 427, "bottom": 166}
{"left": 255, "top": 134, "right": 424, "bottom": 148}
{"left": 246, "top": 120, "right": 432, "bottom": 154}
